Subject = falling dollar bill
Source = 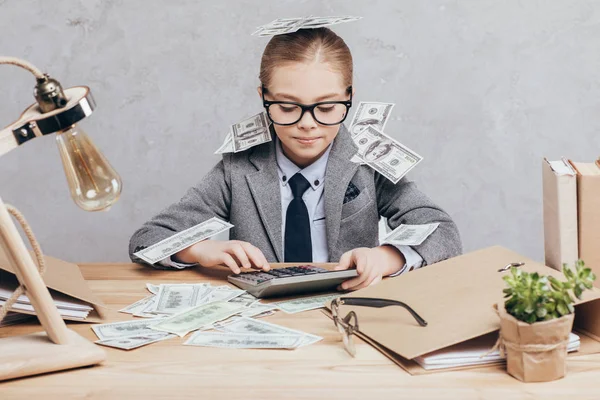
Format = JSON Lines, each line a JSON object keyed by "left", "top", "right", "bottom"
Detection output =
{"left": 133, "top": 217, "right": 233, "bottom": 264}
{"left": 183, "top": 331, "right": 303, "bottom": 349}
{"left": 349, "top": 101, "right": 395, "bottom": 137}
{"left": 352, "top": 126, "right": 423, "bottom": 184}
{"left": 95, "top": 332, "right": 174, "bottom": 350}
{"left": 381, "top": 223, "right": 440, "bottom": 246}
{"left": 214, "top": 132, "right": 234, "bottom": 154}
{"left": 274, "top": 293, "right": 343, "bottom": 314}
{"left": 151, "top": 301, "right": 246, "bottom": 337}
{"left": 231, "top": 111, "right": 271, "bottom": 152}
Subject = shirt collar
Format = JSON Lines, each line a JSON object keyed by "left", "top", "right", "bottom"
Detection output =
{"left": 275, "top": 136, "right": 332, "bottom": 190}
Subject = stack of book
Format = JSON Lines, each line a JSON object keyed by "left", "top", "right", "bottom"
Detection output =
{"left": 543, "top": 157, "right": 600, "bottom": 282}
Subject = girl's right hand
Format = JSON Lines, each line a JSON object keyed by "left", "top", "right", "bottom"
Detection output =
{"left": 174, "top": 240, "right": 271, "bottom": 274}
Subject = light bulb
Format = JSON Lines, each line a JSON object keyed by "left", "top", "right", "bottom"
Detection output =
{"left": 55, "top": 125, "right": 122, "bottom": 211}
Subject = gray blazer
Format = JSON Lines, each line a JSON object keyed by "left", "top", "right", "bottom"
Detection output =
{"left": 129, "top": 124, "right": 462, "bottom": 267}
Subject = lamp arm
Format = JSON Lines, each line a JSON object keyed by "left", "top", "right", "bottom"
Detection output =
{"left": 0, "top": 56, "right": 45, "bottom": 79}
{"left": 0, "top": 57, "right": 87, "bottom": 158}
{"left": 0, "top": 57, "right": 45, "bottom": 157}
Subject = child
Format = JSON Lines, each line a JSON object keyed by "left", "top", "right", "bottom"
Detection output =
{"left": 129, "top": 27, "right": 462, "bottom": 291}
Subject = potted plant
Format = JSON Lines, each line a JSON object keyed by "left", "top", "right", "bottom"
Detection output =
{"left": 498, "top": 260, "right": 596, "bottom": 382}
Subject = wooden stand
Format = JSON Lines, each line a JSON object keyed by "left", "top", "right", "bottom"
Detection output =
{"left": 0, "top": 197, "right": 105, "bottom": 381}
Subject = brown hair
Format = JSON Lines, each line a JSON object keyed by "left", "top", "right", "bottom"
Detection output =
{"left": 259, "top": 28, "right": 353, "bottom": 94}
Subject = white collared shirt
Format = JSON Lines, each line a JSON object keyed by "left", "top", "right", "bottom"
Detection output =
{"left": 161, "top": 137, "right": 424, "bottom": 274}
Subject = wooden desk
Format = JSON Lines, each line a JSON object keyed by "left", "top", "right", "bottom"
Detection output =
{"left": 1, "top": 263, "right": 600, "bottom": 399}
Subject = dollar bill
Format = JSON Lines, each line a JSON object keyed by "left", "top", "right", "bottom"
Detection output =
{"left": 349, "top": 101, "right": 395, "bottom": 137}
{"left": 146, "top": 283, "right": 160, "bottom": 295}
{"left": 253, "top": 17, "right": 307, "bottom": 36}
{"left": 231, "top": 112, "right": 271, "bottom": 152}
{"left": 119, "top": 295, "right": 156, "bottom": 315}
{"left": 238, "top": 303, "right": 278, "bottom": 318}
{"left": 253, "top": 16, "right": 362, "bottom": 37}
{"left": 95, "top": 332, "right": 174, "bottom": 350}
{"left": 217, "top": 317, "right": 322, "bottom": 347}
{"left": 300, "top": 16, "right": 360, "bottom": 29}
{"left": 204, "top": 287, "right": 245, "bottom": 304}
{"left": 92, "top": 318, "right": 165, "bottom": 341}
{"left": 150, "top": 284, "right": 210, "bottom": 315}
{"left": 151, "top": 301, "right": 246, "bottom": 337}
{"left": 251, "top": 310, "right": 276, "bottom": 318}
{"left": 274, "top": 293, "right": 342, "bottom": 314}
{"left": 226, "top": 292, "right": 259, "bottom": 307}
{"left": 133, "top": 217, "right": 234, "bottom": 264}
{"left": 183, "top": 331, "right": 303, "bottom": 349}
{"left": 214, "top": 132, "right": 234, "bottom": 154}
{"left": 352, "top": 126, "right": 423, "bottom": 184}
{"left": 381, "top": 223, "right": 440, "bottom": 246}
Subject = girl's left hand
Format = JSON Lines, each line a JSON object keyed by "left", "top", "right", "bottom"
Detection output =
{"left": 334, "top": 246, "right": 406, "bottom": 291}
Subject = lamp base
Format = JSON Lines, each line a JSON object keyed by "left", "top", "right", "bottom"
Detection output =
{"left": 0, "top": 328, "right": 106, "bottom": 381}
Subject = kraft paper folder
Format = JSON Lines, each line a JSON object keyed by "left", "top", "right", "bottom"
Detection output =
{"left": 0, "top": 250, "right": 107, "bottom": 323}
{"left": 542, "top": 158, "right": 578, "bottom": 271}
{"left": 325, "top": 246, "right": 600, "bottom": 375}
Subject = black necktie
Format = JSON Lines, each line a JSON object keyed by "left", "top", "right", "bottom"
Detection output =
{"left": 284, "top": 173, "right": 313, "bottom": 262}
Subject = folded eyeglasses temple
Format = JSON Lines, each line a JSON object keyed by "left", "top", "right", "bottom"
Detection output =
{"left": 337, "top": 297, "right": 428, "bottom": 327}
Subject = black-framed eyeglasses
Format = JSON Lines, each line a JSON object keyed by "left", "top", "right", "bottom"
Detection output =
{"left": 262, "top": 85, "right": 353, "bottom": 126}
{"left": 331, "top": 297, "right": 428, "bottom": 357}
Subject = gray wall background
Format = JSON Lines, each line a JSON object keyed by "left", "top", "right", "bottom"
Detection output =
{"left": 0, "top": 0, "right": 599, "bottom": 263}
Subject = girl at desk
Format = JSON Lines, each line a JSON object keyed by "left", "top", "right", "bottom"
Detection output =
{"left": 129, "top": 26, "right": 462, "bottom": 291}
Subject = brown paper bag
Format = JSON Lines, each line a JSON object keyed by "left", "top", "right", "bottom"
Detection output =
{"left": 497, "top": 304, "right": 574, "bottom": 382}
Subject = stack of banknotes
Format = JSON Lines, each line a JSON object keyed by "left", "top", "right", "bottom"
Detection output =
{"left": 92, "top": 284, "right": 343, "bottom": 351}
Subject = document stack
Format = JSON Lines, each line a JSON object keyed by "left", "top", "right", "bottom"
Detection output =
{"left": 0, "top": 271, "right": 94, "bottom": 321}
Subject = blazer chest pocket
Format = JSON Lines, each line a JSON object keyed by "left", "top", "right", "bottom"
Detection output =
{"left": 341, "top": 187, "right": 373, "bottom": 220}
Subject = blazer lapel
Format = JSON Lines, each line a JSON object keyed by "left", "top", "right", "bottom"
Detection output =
{"left": 324, "top": 125, "right": 360, "bottom": 260}
{"left": 246, "top": 131, "right": 284, "bottom": 262}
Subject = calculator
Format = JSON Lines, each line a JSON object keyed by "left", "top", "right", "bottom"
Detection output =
{"left": 227, "top": 265, "right": 358, "bottom": 298}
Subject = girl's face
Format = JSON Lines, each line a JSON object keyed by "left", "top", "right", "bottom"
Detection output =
{"left": 259, "top": 61, "right": 352, "bottom": 168}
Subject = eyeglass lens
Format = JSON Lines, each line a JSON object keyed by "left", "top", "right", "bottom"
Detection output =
{"left": 268, "top": 103, "right": 348, "bottom": 125}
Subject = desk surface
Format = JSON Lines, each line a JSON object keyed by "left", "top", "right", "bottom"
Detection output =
{"left": 1, "top": 263, "right": 600, "bottom": 399}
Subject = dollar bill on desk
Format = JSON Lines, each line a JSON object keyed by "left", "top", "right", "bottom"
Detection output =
{"left": 133, "top": 217, "right": 233, "bottom": 264}
{"left": 151, "top": 301, "right": 246, "bottom": 337}
{"left": 119, "top": 294, "right": 156, "bottom": 316}
{"left": 275, "top": 293, "right": 342, "bottom": 314}
{"left": 349, "top": 101, "right": 395, "bottom": 137}
{"left": 92, "top": 318, "right": 166, "bottom": 341}
{"left": 149, "top": 283, "right": 210, "bottom": 315}
{"left": 95, "top": 332, "right": 175, "bottom": 351}
{"left": 215, "top": 316, "right": 322, "bottom": 347}
{"left": 351, "top": 126, "right": 423, "bottom": 184}
{"left": 381, "top": 223, "right": 440, "bottom": 246}
{"left": 146, "top": 283, "right": 160, "bottom": 295}
{"left": 184, "top": 331, "right": 303, "bottom": 349}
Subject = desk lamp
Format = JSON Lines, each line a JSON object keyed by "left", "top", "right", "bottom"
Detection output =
{"left": 0, "top": 56, "right": 121, "bottom": 380}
